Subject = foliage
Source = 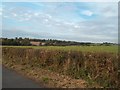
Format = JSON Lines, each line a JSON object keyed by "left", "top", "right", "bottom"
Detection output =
{"left": 1, "top": 37, "right": 117, "bottom": 46}
{"left": 2, "top": 47, "right": 119, "bottom": 88}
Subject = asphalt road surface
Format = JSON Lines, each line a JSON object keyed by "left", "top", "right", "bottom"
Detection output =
{"left": 2, "top": 66, "right": 43, "bottom": 88}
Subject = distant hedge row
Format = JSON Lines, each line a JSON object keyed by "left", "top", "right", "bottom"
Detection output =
{"left": 2, "top": 47, "right": 119, "bottom": 88}
{"left": 1, "top": 37, "right": 117, "bottom": 46}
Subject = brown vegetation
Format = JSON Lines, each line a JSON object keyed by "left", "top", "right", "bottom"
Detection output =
{"left": 2, "top": 47, "right": 118, "bottom": 88}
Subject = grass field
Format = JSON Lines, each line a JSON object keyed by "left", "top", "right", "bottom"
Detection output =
{"left": 2, "top": 45, "right": 118, "bottom": 53}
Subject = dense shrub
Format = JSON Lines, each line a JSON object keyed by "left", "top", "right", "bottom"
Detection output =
{"left": 2, "top": 47, "right": 118, "bottom": 88}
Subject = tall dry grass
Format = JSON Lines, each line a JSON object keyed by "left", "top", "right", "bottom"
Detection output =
{"left": 2, "top": 47, "right": 118, "bottom": 88}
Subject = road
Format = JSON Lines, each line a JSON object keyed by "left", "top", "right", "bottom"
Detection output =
{"left": 2, "top": 66, "right": 43, "bottom": 88}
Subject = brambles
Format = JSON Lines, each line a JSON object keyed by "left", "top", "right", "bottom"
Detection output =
{"left": 2, "top": 47, "right": 118, "bottom": 88}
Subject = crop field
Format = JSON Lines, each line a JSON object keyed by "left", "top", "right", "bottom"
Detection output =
{"left": 2, "top": 45, "right": 119, "bottom": 88}
{"left": 2, "top": 45, "right": 118, "bottom": 53}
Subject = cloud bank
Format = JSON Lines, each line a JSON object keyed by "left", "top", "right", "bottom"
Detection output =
{"left": 2, "top": 2, "right": 118, "bottom": 43}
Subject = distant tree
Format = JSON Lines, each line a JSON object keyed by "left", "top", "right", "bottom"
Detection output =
{"left": 21, "top": 38, "right": 30, "bottom": 46}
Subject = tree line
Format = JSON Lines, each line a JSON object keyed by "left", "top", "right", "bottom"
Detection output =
{"left": 0, "top": 37, "right": 116, "bottom": 46}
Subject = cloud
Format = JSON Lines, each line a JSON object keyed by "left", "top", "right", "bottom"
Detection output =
{"left": 2, "top": 29, "right": 57, "bottom": 39}
{"left": 2, "top": 2, "right": 118, "bottom": 43}
{"left": 0, "top": 7, "right": 3, "bottom": 15}
{"left": 34, "top": 12, "right": 40, "bottom": 16}
{"left": 81, "top": 10, "right": 93, "bottom": 16}
{"left": 94, "top": 3, "right": 117, "bottom": 18}
{"left": 12, "top": 13, "right": 17, "bottom": 17}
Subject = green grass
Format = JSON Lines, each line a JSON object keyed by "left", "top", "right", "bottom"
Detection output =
{"left": 2, "top": 45, "right": 118, "bottom": 53}
{"left": 42, "top": 77, "right": 51, "bottom": 83}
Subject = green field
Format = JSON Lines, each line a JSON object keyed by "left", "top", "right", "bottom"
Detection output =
{"left": 2, "top": 45, "right": 118, "bottom": 53}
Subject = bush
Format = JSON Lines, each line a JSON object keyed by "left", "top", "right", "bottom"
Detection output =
{"left": 2, "top": 47, "right": 118, "bottom": 88}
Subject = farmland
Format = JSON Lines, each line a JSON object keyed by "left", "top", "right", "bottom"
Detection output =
{"left": 2, "top": 45, "right": 119, "bottom": 88}
{"left": 2, "top": 45, "right": 118, "bottom": 53}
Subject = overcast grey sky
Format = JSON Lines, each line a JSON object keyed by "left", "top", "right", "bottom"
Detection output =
{"left": 1, "top": 2, "right": 118, "bottom": 43}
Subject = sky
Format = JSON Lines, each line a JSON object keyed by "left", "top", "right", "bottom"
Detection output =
{"left": 1, "top": 2, "right": 118, "bottom": 43}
